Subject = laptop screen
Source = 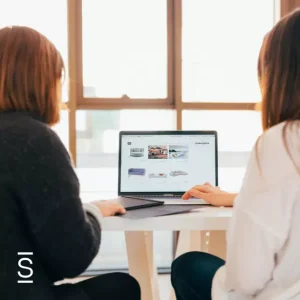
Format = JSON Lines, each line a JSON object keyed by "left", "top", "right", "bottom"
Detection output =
{"left": 119, "top": 131, "right": 218, "bottom": 195}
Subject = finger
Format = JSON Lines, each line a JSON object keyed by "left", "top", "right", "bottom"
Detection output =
{"left": 182, "top": 191, "right": 191, "bottom": 200}
{"left": 113, "top": 204, "right": 126, "bottom": 214}
{"left": 187, "top": 188, "right": 210, "bottom": 201}
{"left": 182, "top": 185, "right": 211, "bottom": 200}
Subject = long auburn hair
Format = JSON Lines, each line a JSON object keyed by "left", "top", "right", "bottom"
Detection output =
{"left": 0, "top": 26, "right": 64, "bottom": 125}
{"left": 256, "top": 8, "right": 300, "bottom": 169}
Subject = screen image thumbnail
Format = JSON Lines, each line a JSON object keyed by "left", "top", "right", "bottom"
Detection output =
{"left": 148, "top": 172, "right": 168, "bottom": 179}
{"left": 148, "top": 145, "right": 168, "bottom": 159}
{"left": 169, "top": 145, "right": 189, "bottom": 159}
{"left": 128, "top": 168, "right": 146, "bottom": 176}
{"left": 170, "top": 170, "right": 188, "bottom": 177}
{"left": 130, "top": 148, "right": 144, "bottom": 157}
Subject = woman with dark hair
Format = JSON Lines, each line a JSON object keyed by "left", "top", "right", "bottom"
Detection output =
{"left": 172, "top": 8, "right": 300, "bottom": 300}
{"left": 0, "top": 26, "right": 140, "bottom": 300}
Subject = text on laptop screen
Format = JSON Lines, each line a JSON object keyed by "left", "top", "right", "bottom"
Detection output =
{"left": 120, "top": 134, "right": 216, "bottom": 193}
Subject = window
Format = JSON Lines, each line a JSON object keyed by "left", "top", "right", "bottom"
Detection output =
{"left": 182, "top": 0, "right": 275, "bottom": 102}
{"left": 183, "top": 110, "right": 262, "bottom": 152}
{"left": 52, "top": 111, "right": 69, "bottom": 150}
{"left": 82, "top": 0, "right": 168, "bottom": 99}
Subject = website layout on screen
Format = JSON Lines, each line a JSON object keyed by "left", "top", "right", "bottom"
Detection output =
{"left": 120, "top": 134, "right": 216, "bottom": 193}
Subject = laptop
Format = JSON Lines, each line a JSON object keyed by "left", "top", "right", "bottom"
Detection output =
{"left": 118, "top": 131, "right": 218, "bottom": 205}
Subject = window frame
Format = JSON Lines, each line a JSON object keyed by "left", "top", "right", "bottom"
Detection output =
{"left": 67, "top": 0, "right": 292, "bottom": 164}
{"left": 70, "top": 0, "right": 174, "bottom": 109}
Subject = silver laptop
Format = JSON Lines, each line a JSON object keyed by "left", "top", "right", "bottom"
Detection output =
{"left": 118, "top": 131, "right": 218, "bottom": 205}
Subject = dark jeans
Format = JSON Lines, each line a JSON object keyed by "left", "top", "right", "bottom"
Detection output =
{"left": 171, "top": 252, "right": 225, "bottom": 300}
{"left": 75, "top": 272, "right": 140, "bottom": 300}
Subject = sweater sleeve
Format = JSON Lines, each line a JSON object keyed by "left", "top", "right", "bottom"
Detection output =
{"left": 14, "top": 126, "right": 101, "bottom": 280}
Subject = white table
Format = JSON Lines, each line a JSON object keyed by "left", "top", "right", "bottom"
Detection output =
{"left": 99, "top": 206, "right": 233, "bottom": 300}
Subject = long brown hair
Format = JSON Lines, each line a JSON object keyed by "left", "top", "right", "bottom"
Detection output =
{"left": 256, "top": 8, "right": 300, "bottom": 172}
{"left": 258, "top": 8, "right": 300, "bottom": 131}
{"left": 0, "top": 26, "right": 64, "bottom": 125}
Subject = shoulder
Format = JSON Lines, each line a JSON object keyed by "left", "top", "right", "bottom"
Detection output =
{"left": 257, "top": 121, "right": 300, "bottom": 163}
{"left": 18, "top": 117, "right": 65, "bottom": 152}
{"left": 0, "top": 112, "right": 59, "bottom": 142}
{"left": 258, "top": 121, "right": 288, "bottom": 148}
{"left": 259, "top": 120, "right": 300, "bottom": 146}
{"left": 247, "top": 121, "right": 300, "bottom": 187}
{"left": 0, "top": 113, "right": 69, "bottom": 160}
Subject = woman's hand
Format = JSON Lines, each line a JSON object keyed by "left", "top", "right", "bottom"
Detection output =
{"left": 92, "top": 200, "right": 126, "bottom": 217}
{"left": 182, "top": 182, "right": 236, "bottom": 207}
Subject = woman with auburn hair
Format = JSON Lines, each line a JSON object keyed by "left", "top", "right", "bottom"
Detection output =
{"left": 172, "top": 8, "right": 300, "bottom": 300}
{"left": 0, "top": 26, "right": 140, "bottom": 300}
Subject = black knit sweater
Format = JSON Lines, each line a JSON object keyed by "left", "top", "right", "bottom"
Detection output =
{"left": 0, "top": 112, "right": 101, "bottom": 300}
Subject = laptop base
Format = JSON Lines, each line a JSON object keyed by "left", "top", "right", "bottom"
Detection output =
{"left": 129, "top": 196, "right": 208, "bottom": 205}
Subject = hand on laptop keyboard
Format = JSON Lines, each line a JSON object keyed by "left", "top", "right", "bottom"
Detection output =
{"left": 182, "top": 182, "right": 235, "bottom": 207}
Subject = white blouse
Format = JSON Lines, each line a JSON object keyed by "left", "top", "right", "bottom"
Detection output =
{"left": 216, "top": 121, "right": 300, "bottom": 299}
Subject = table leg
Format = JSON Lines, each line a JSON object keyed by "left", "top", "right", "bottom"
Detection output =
{"left": 207, "top": 231, "right": 227, "bottom": 260}
{"left": 125, "top": 231, "right": 160, "bottom": 300}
